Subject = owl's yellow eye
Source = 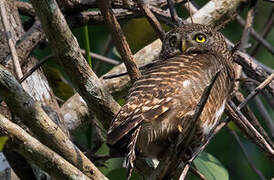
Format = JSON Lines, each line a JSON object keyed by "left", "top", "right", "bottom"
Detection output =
{"left": 195, "top": 34, "right": 206, "bottom": 43}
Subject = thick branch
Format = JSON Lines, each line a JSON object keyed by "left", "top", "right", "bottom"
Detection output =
{"left": 30, "top": 0, "right": 120, "bottom": 129}
{"left": 0, "top": 65, "right": 107, "bottom": 180}
{"left": 186, "top": 0, "right": 246, "bottom": 25}
{"left": 0, "top": 114, "right": 90, "bottom": 180}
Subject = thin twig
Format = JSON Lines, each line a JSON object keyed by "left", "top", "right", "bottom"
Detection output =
{"left": 80, "top": 49, "right": 120, "bottom": 65}
{"left": 262, "top": 0, "right": 274, "bottom": 3}
{"left": 236, "top": 15, "right": 274, "bottom": 55}
{"left": 238, "top": 0, "right": 257, "bottom": 52}
{"left": 189, "top": 166, "right": 207, "bottom": 180}
{"left": 233, "top": 91, "right": 274, "bottom": 148}
{"left": 240, "top": 74, "right": 274, "bottom": 140}
{"left": 228, "top": 128, "right": 266, "bottom": 180}
{"left": 97, "top": 0, "right": 141, "bottom": 82}
{"left": 177, "top": 69, "right": 221, "bottom": 179}
{"left": 251, "top": 95, "right": 274, "bottom": 139}
{"left": 191, "top": 70, "right": 222, "bottom": 125}
{"left": 135, "top": 0, "right": 166, "bottom": 40}
{"left": 19, "top": 55, "right": 52, "bottom": 83}
{"left": 179, "top": 164, "right": 190, "bottom": 180}
{"left": 14, "top": 50, "right": 119, "bottom": 88}
{"left": 94, "top": 35, "right": 113, "bottom": 71}
{"left": 0, "top": 0, "right": 23, "bottom": 79}
{"left": 239, "top": 73, "right": 274, "bottom": 109}
{"left": 167, "top": 0, "right": 182, "bottom": 26}
{"left": 251, "top": 7, "right": 274, "bottom": 56}
{"left": 234, "top": 51, "right": 274, "bottom": 97}
{"left": 151, "top": 70, "right": 221, "bottom": 180}
{"left": 227, "top": 100, "right": 274, "bottom": 161}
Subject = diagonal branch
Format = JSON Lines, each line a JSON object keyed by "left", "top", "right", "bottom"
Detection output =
{"left": 239, "top": 73, "right": 274, "bottom": 109}
{"left": 251, "top": 7, "right": 274, "bottom": 56}
{"left": 236, "top": 15, "right": 274, "bottom": 55}
{"left": 0, "top": 65, "right": 107, "bottom": 180}
{"left": 135, "top": 0, "right": 166, "bottom": 40}
{"left": 0, "top": 113, "right": 91, "bottom": 180}
{"left": 177, "top": 70, "right": 222, "bottom": 180}
{"left": 97, "top": 0, "right": 141, "bottom": 82}
{"left": 228, "top": 128, "right": 266, "bottom": 180}
{"left": 167, "top": 0, "right": 182, "bottom": 26}
{"left": 0, "top": 0, "right": 23, "bottom": 80}
{"left": 238, "top": 0, "right": 257, "bottom": 52}
{"left": 234, "top": 51, "right": 274, "bottom": 96}
{"left": 226, "top": 100, "right": 274, "bottom": 161}
{"left": 29, "top": 0, "right": 121, "bottom": 129}
{"left": 149, "top": 70, "right": 222, "bottom": 180}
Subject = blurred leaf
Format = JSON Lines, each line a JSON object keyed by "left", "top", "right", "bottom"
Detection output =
{"left": 123, "top": 18, "right": 170, "bottom": 53}
{"left": 227, "top": 121, "right": 241, "bottom": 133}
{"left": 117, "top": 98, "right": 126, "bottom": 106}
{"left": 43, "top": 65, "right": 74, "bottom": 101}
{"left": 99, "top": 157, "right": 123, "bottom": 175}
{"left": 0, "top": 136, "right": 8, "bottom": 151}
{"left": 106, "top": 167, "right": 141, "bottom": 180}
{"left": 193, "top": 151, "right": 229, "bottom": 180}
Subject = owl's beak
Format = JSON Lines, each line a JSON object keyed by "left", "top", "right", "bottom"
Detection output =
{"left": 181, "top": 40, "right": 187, "bottom": 53}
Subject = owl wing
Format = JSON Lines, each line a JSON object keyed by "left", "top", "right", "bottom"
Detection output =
{"left": 107, "top": 81, "right": 181, "bottom": 146}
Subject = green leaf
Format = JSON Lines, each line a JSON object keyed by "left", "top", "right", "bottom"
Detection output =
{"left": 0, "top": 136, "right": 8, "bottom": 151}
{"left": 82, "top": 25, "right": 92, "bottom": 67}
{"left": 193, "top": 151, "right": 229, "bottom": 180}
{"left": 117, "top": 98, "right": 126, "bottom": 106}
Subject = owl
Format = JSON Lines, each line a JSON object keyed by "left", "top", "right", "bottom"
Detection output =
{"left": 107, "top": 24, "right": 235, "bottom": 177}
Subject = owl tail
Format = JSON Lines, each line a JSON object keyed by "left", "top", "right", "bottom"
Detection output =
{"left": 125, "top": 125, "right": 141, "bottom": 180}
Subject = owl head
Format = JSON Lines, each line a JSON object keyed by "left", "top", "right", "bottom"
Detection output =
{"left": 159, "top": 24, "right": 229, "bottom": 59}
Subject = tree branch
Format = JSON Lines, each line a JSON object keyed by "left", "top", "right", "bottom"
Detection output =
{"left": 0, "top": 113, "right": 90, "bottom": 180}
{"left": 226, "top": 100, "right": 274, "bottom": 161}
{"left": 0, "top": 0, "right": 23, "bottom": 79}
{"left": 234, "top": 51, "right": 274, "bottom": 96}
{"left": 0, "top": 65, "right": 107, "bottom": 180}
{"left": 135, "top": 0, "right": 166, "bottom": 40}
{"left": 228, "top": 128, "right": 266, "bottom": 180}
{"left": 97, "top": 0, "right": 141, "bottom": 82}
{"left": 29, "top": 0, "right": 121, "bottom": 129}
{"left": 239, "top": 73, "right": 274, "bottom": 109}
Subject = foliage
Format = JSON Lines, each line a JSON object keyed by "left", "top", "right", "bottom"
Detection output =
{"left": 0, "top": 136, "right": 8, "bottom": 151}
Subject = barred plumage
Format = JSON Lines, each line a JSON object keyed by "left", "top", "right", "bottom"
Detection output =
{"left": 107, "top": 23, "right": 235, "bottom": 176}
